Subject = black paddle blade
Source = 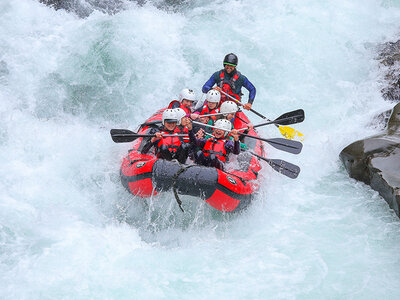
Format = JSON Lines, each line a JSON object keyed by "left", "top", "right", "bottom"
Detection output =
{"left": 266, "top": 158, "right": 301, "bottom": 179}
{"left": 110, "top": 129, "right": 135, "bottom": 135}
{"left": 249, "top": 151, "right": 300, "bottom": 179}
{"left": 240, "top": 134, "right": 303, "bottom": 154}
{"left": 110, "top": 129, "right": 138, "bottom": 143}
{"left": 274, "top": 109, "right": 305, "bottom": 126}
{"left": 265, "top": 138, "right": 303, "bottom": 154}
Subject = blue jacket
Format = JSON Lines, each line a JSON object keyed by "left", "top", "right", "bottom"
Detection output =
{"left": 202, "top": 69, "right": 256, "bottom": 104}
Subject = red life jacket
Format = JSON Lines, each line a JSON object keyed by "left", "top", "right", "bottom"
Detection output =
{"left": 177, "top": 125, "right": 189, "bottom": 143}
{"left": 168, "top": 100, "right": 181, "bottom": 109}
{"left": 203, "top": 138, "right": 228, "bottom": 162}
{"left": 157, "top": 127, "right": 183, "bottom": 154}
{"left": 180, "top": 104, "right": 191, "bottom": 115}
{"left": 218, "top": 70, "right": 241, "bottom": 102}
{"left": 199, "top": 104, "right": 219, "bottom": 121}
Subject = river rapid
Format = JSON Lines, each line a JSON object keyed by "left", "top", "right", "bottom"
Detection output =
{"left": 1, "top": 0, "right": 400, "bottom": 299}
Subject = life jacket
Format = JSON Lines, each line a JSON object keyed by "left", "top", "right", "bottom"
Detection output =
{"left": 168, "top": 100, "right": 181, "bottom": 109}
{"left": 156, "top": 127, "right": 183, "bottom": 154}
{"left": 218, "top": 70, "right": 241, "bottom": 102}
{"left": 180, "top": 104, "right": 191, "bottom": 115}
{"left": 203, "top": 138, "right": 228, "bottom": 162}
{"left": 177, "top": 125, "right": 189, "bottom": 143}
{"left": 199, "top": 104, "right": 219, "bottom": 121}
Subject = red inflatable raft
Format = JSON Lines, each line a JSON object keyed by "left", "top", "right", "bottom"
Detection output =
{"left": 119, "top": 108, "right": 266, "bottom": 212}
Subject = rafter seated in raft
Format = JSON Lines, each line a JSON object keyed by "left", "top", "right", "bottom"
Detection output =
{"left": 141, "top": 109, "right": 191, "bottom": 164}
{"left": 186, "top": 118, "right": 240, "bottom": 171}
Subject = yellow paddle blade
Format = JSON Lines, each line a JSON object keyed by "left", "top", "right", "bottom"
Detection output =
{"left": 278, "top": 126, "right": 305, "bottom": 141}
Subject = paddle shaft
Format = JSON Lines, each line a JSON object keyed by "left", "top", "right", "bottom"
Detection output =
{"left": 195, "top": 111, "right": 237, "bottom": 118}
{"left": 219, "top": 91, "right": 306, "bottom": 140}
{"left": 192, "top": 121, "right": 230, "bottom": 132}
{"left": 191, "top": 121, "right": 302, "bottom": 154}
{"left": 219, "top": 90, "right": 267, "bottom": 119}
{"left": 237, "top": 113, "right": 304, "bottom": 131}
{"left": 112, "top": 133, "right": 188, "bottom": 138}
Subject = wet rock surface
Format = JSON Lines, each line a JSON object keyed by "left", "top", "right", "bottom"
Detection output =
{"left": 340, "top": 39, "right": 400, "bottom": 217}
{"left": 340, "top": 102, "right": 400, "bottom": 217}
{"left": 377, "top": 40, "right": 400, "bottom": 101}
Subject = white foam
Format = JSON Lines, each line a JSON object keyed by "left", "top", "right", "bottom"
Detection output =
{"left": 1, "top": 0, "right": 400, "bottom": 298}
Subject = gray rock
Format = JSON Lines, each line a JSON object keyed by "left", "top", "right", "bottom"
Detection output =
{"left": 340, "top": 103, "right": 400, "bottom": 217}
{"left": 377, "top": 40, "right": 400, "bottom": 101}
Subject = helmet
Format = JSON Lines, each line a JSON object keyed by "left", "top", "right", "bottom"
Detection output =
{"left": 214, "top": 119, "right": 232, "bottom": 136}
{"left": 223, "top": 53, "right": 238, "bottom": 66}
{"left": 179, "top": 88, "right": 196, "bottom": 103}
{"left": 219, "top": 101, "right": 238, "bottom": 116}
{"left": 174, "top": 108, "right": 186, "bottom": 125}
{"left": 206, "top": 90, "right": 221, "bottom": 103}
{"left": 162, "top": 109, "right": 178, "bottom": 125}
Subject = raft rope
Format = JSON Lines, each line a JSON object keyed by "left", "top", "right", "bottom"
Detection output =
{"left": 171, "top": 164, "right": 196, "bottom": 212}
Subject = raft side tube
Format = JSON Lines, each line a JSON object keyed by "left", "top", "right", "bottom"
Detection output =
{"left": 152, "top": 159, "right": 218, "bottom": 199}
{"left": 152, "top": 159, "right": 255, "bottom": 212}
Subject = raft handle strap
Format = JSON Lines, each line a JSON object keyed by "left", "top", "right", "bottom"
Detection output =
{"left": 224, "top": 171, "right": 249, "bottom": 186}
{"left": 172, "top": 164, "right": 196, "bottom": 213}
{"left": 127, "top": 157, "right": 149, "bottom": 166}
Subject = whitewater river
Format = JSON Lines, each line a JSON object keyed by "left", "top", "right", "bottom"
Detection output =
{"left": 1, "top": 0, "right": 400, "bottom": 299}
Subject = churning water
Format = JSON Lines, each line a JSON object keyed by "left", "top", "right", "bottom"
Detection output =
{"left": 1, "top": 0, "right": 400, "bottom": 298}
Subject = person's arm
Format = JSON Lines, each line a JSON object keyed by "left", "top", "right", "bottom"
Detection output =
{"left": 231, "top": 129, "right": 240, "bottom": 155}
{"left": 186, "top": 119, "right": 206, "bottom": 148}
{"left": 140, "top": 129, "right": 161, "bottom": 154}
{"left": 233, "top": 140, "right": 240, "bottom": 154}
{"left": 242, "top": 76, "right": 256, "bottom": 103}
{"left": 188, "top": 129, "right": 206, "bottom": 148}
{"left": 141, "top": 137, "right": 161, "bottom": 154}
{"left": 140, "top": 139, "right": 153, "bottom": 154}
{"left": 202, "top": 72, "right": 218, "bottom": 93}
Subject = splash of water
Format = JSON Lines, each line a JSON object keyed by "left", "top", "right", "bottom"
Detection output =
{"left": 1, "top": 0, "right": 400, "bottom": 298}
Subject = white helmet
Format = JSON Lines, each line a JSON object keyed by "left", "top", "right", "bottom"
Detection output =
{"left": 174, "top": 108, "right": 186, "bottom": 125}
{"left": 179, "top": 88, "right": 196, "bottom": 103}
{"left": 162, "top": 109, "right": 178, "bottom": 125}
{"left": 220, "top": 101, "right": 238, "bottom": 116}
{"left": 206, "top": 90, "right": 221, "bottom": 103}
{"left": 214, "top": 119, "right": 232, "bottom": 136}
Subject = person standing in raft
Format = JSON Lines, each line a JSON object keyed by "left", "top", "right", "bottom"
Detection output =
{"left": 202, "top": 53, "right": 256, "bottom": 110}
{"left": 141, "top": 109, "right": 191, "bottom": 164}
{"left": 185, "top": 118, "right": 240, "bottom": 170}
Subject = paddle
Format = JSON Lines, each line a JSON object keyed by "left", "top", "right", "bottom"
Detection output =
{"left": 239, "top": 133, "right": 302, "bottom": 155}
{"left": 218, "top": 90, "right": 305, "bottom": 140}
{"left": 238, "top": 109, "right": 305, "bottom": 131}
{"left": 191, "top": 121, "right": 302, "bottom": 154}
{"left": 219, "top": 90, "right": 266, "bottom": 119}
{"left": 249, "top": 151, "right": 300, "bottom": 179}
{"left": 110, "top": 129, "right": 187, "bottom": 143}
{"left": 194, "top": 111, "right": 237, "bottom": 118}
{"left": 254, "top": 109, "right": 304, "bottom": 127}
